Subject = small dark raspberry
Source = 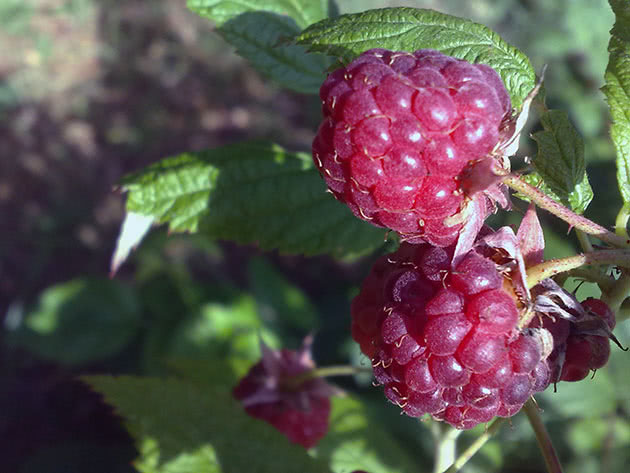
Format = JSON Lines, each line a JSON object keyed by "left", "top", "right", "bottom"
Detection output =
{"left": 582, "top": 297, "right": 616, "bottom": 331}
{"left": 558, "top": 298, "right": 617, "bottom": 382}
{"left": 559, "top": 336, "right": 592, "bottom": 382}
{"left": 352, "top": 240, "right": 553, "bottom": 430}
{"left": 233, "top": 338, "right": 338, "bottom": 448}
{"left": 313, "top": 49, "right": 513, "bottom": 246}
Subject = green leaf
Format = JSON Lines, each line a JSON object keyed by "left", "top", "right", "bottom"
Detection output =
{"left": 187, "top": 0, "right": 327, "bottom": 30}
{"left": 86, "top": 376, "right": 332, "bottom": 473}
{"left": 10, "top": 279, "right": 141, "bottom": 365}
{"left": 166, "top": 295, "right": 280, "bottom": 361}
{"left": 164, "top": 357, "right": 252, "bottom": 389}
{"left": 295, "top": 7, "right": 535, "bottom": 109}
{"left": 529, "top": 109, "right": 593, "bottom": 214}
{"left": 186, "top": 1, "right": 329, "bottom": 93}
{"left": 217, "top": 12, "right": 327, "bottom": 94}
{"left": 603, "top": 0, "right": 630, "bottom": 205}
{"left": 119, "top": 141, "right": 385, "bottom": 258}
{"left": 248, "top": 256, "right": 318, "bottom": 333}
{"left": 316, "top": 397, "right": 418, "bottom": 473}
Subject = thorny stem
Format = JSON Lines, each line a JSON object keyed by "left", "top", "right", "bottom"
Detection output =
{"left": 523, "top": 399, "right": 563, "bottom": 473}
{"left": 504, "top": 175, "right": 630, "bottom": 248}
{"left": 615, "top": 203, "right": 630, "bottom": 240}
{"left": 525, "top": 250, "right": 630, "bottom": 289}
{"left": 285, "top": 365, "right": 370, "bottom": 388}
{"left": 431, "top": 422, "right": 462, "bottom": 473}
{"left": 443, "top": 418, "right": 505, "bottom": 473}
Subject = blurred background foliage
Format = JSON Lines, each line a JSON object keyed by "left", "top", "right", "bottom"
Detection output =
{"left": 0, "top": 0, "right": 627, "bottom": 472}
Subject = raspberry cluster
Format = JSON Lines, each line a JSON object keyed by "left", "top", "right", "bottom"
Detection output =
{"left": 233, "top": 48, "right": 619, "bottom": 443}
{"left": 232, "top": 340, "right": 336, "bottom": 448}
{"left": 312, "top": 48, "right": 512, "bottom": 246}
{"left": 351, "top": 242, "right": 552, "bottom": 429}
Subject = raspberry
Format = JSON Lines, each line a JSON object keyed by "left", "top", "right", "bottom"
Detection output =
{"left": 528, "top": 294, "right": 617, "bottom": 384}
{"left": 582, "top": 297, "right": 616, "bottom": 331}
{"left": 351, "top": 241, "right": 552, "bottom": 429}
{"left": 232, "top": 338, "right": 337, "bottom": 448}
{"left": 558, "top": 298, "right": 616, "bottom": 382}
{"left": 313, "top": 49, "right": 512, "bottom": 246}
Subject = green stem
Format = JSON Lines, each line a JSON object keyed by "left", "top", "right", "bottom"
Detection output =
{"left": 565, "top": 267, "right": 615, "bottom": 292}
{"left": 285, "top": 365, "right": 369, "bottom": 388}
{"left": 617, "top": 298, "right": 630, "bottom": 322}
{"left": 523, "top": 399, "right": 563, "bottom": 473}
{"left": 504, "top": 175, "right": 630, "bottom": 248}
{"left": 576, "top": 230, "right": 594, "bottom": 253}
{"left": 615, "top": 203, "right": 630, "bottom": 239}
{"left": 526, "top": 250, "right": 630, "bottom": 289}
{"left": 431, "top": 422, "right": 462, "bottom": 473}
{"left": 602, "top": 272, "right": 630, "bottom": 315}
{"left": 443, "top": 418, "right": 505, "bottom": 473}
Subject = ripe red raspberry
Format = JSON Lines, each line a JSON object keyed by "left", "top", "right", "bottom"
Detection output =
{"left": 351, "top": 241, "right": 552, "bottom": 429}
{"left": 232, "top": 338, "right": 338, "bottom": 448}
{"left": 313, "top": 48, "right": 512, "bottom": 246}
{"left": 559, "top": 298, "right": 616, "bottom": 382}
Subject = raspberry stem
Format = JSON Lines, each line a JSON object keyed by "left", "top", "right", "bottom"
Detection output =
{"left": 443, "top": 418, "right": 505, "bottom": 472}
{"left": 618, "top": 298, "right": 630, "bottom": 322}
{"left": 523, "top": 399, "right": 563, "bottom": 473}
{"left": 602, "top": 272, "right": 630, "bottom": 316}
{"left": 431, "top": 422, "right": 462, "bottom": 473}
{"left": 576, "top": 230, "right": 593, "bottom": 253}
{"left": 564, "top": 267, "right": 615, "bottom": 292}
{"left": 504, "top": 175, "right": 630, "bottom": 248}
{"left": 525, "top": 250, "right": 630, "bottom": 289}
{"left": 284, "top": 365, "right": 370, "bottom": 389}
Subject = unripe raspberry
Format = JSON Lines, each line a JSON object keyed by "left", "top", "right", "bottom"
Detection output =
{"left": 233, "top": 338, "right": 338, "bottom": 448}
{"left": 351, "top": 241, "right": 552, "bottom": 430}
{"left": 313, "top": 48, "right": 512, "bottom": 246}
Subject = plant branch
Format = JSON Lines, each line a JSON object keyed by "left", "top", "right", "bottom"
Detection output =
{"left": 618, "top": 298, "right": 630, "bottom": 322}
{"left": 443, "top": 418, "right": 505, "bottom": 473}
{"left": 576, "top": 230, "right": 593, "bottom": 253}
{"left": 285, "top": 365, "right": 370, "bottom": 388}
{"left": 504, "top": 175, "right": 630, "bottom": 248}
{"left": 565, "top": 267, "right": 615, "bottom": 292}
{"left": 523, "top": 399, "right": 563, "bottom": 473}
{"left": 526, "top": 250, "right": 630, "bottom": 289}
{"left": 602, "top": 272, "right": 630, "bottom": 315}
{"left": 431, "top": 422, "right": 462, "bottom": 473}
